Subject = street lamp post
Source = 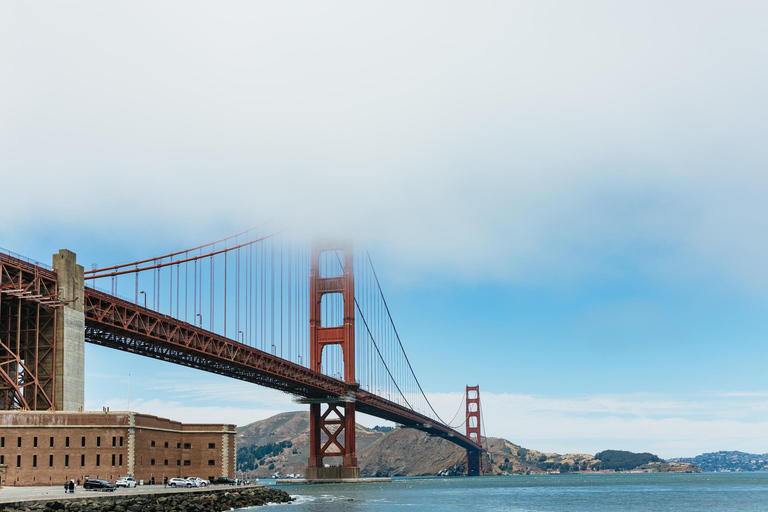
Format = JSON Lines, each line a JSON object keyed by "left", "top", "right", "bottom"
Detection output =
{"left": 139, "top": 291, "right": 146, "bottom": 308}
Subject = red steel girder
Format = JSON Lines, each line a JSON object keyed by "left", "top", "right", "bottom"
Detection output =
{"left": 83, "top": 288, "right": 349, "bottom": 398}
{"left": 0, "top": 253, "right": 58, "bottom": 411}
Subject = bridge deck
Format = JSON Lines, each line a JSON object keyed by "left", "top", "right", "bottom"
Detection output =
{"left": 83, "top": 288, "right": 480, "bottom": 452}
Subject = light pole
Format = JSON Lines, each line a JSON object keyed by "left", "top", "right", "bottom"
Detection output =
{"left": 139, "top": 291, "right": 146, "bottom": 308}
{"left": 239, "top": 331, "right": 244, "bottom": 343}
{"left": 196, "top": 313, "right": 202, "bottom": 327}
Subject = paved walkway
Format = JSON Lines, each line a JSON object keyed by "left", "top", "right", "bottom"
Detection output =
{"left": 0, "top": 484, "right": 246, "bottom": 505}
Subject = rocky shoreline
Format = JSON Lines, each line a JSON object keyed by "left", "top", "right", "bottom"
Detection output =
{"left": 0, "top": 487, "right": 293, "bottom": 512}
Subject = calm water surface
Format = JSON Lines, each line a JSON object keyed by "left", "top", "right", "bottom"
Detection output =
{"left": 247, "top": 473, "right": 768, "bottom": 511}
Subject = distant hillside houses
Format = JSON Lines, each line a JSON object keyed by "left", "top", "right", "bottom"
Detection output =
{"left": 669, "top": 451, "right": 768, "bottom": 472}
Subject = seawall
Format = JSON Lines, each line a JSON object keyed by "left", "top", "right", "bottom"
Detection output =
{"left": 0, "top": 486, "right": 292, "bottom": 511}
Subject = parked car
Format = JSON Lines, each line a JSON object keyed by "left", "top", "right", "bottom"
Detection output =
{"left": 83, "top": 478, "right": 117, "bottom": 491}
{"left": 184, "top": 477, "right": 208, "bottom": 487}
{"left": 115, "top": 477, "right": 137, "bottom": 488}
{"left": 208, "top": 476, "right": 236, "bottom": 485}
{"left": 168, "top": 477, "right": 194, "bottom": 488}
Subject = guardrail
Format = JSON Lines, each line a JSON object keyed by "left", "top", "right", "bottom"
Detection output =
{"left": 0, "top": 246, "right": 52, "bottom": 270}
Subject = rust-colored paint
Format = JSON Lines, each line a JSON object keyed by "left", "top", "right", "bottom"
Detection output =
{"left": 466, "top": 385, "right": 482, "bottom": 476}
{"left": 0, "top": 253, "right": 60, "bottom": 411}
{"left": 308, "top": 241, "right": 358, "bottom": 470}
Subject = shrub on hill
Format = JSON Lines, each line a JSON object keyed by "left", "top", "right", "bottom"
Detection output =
{"left": 237, "top": 440, "right": 293, "bottom": 471}
{"left": 594, "top": 450, "right": 662, "bottom": 471}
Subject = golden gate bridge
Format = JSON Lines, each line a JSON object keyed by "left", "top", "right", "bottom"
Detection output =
{"left": 0, "top": 226, "right": 486, "bottom": 478}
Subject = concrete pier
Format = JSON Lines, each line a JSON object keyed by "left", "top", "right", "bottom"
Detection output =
{"left": 305, "top": 466, "right": 360, "bottom": 481}
{"left": 52, "top": 250, "right": 84, "bottom": 412}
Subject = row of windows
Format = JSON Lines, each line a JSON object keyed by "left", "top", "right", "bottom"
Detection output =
{"left": 148, "top": 441, "right": 216, "bottom": 449}
{"left": 1, "top": 437, "right": 220, "bottom": 450}
{"left": 0, "top": 436, "right": 124, "bottom": 449}
{"left": 6, "top": 453, "right": 124, "bottom": 468}
{"left": 7, "top": 453, "right": 219, "bottom": 468}
{"left": 146, "top": 459, "right": 215, "bottom": 466}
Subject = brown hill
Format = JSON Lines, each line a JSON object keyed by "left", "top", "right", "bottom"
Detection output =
{"left": 236, "top": 411, "right": 385, "bottom": 477}
{"left": 358, "top": 427, "right": 470, "bottom": 476}
{"left": 235, "top": 411, "right": 698, "bottom": 477}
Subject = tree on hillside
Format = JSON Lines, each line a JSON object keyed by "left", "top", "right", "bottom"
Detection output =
{"left": 237, "top": 440, "right": 293, "bottom": 471}
{"left": 594, "top": 450, "right": 662, "bottom": 471}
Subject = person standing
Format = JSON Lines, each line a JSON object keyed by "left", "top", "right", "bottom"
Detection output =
{"left": 64, "top": 481, "right": 69, "bottom": 494}
{"left": 69, "top": 480, "right": 75, "bottom": 494}
{"left": 163, "top": 476, "right": 168, "bottom": 488}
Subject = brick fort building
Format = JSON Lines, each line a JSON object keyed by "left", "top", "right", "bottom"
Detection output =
{"left": 0, "top": 411, "right": 235, "bottom": 486}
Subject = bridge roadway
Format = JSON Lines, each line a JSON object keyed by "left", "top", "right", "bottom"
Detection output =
{"left": 83, "top": 287, "right": 481, "bottom": 452}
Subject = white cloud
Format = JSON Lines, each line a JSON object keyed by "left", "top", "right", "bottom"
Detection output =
{"left": 1, "top": 1, "right": 767, "bottom": 291}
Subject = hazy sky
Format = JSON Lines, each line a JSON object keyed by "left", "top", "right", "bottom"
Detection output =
{"left": 2, "top": 1, "right": 768, "bottom": 458}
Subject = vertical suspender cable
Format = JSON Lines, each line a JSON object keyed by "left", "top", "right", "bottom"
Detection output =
{"left": 184, "top": 260, "right": 188, "bottom": 322}
{"left": 169, "top": 256, "right": 173, "bottom": 316}
{"left": 288, "top": 235, "right": 293, "bottom": 361}
{"left": 236, "top": 247, "right": 240, "bottom": 342}
{"left": 280, "top": 233, "right": 283, "bottom": 358}
{"left": 270, "top": 239, "right": 275, "bottom": 355}
{"left": 210, "top": 256, "right": 214, "bottom": 332}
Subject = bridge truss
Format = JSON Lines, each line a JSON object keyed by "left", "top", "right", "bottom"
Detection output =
{"left": 0, "top": 252, "right": 61, "bottom": 411}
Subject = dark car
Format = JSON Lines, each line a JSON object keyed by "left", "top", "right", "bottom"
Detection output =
{"left": 208, "top": 476, "right": 236, "bottom": 485}
{"left": 83, "top": 478, "right": 117, "bottom": 491}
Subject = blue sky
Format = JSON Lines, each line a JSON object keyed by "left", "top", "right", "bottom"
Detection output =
{"left": 3, "top": 1, "right": 768, "bottom": 458}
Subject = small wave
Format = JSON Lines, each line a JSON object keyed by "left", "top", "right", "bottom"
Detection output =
{"left": 288, "top": 494, "right": 317, "bottom": 504}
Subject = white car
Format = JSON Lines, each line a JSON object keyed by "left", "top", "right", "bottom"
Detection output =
{"left": 185, "top": 477, "right": 208, "bottom": 487}
{"left": 168, "top": 477, "right": 194, "bottom": 488}
{"left": 115, "top": 477, "right": 137, "bottom": 488}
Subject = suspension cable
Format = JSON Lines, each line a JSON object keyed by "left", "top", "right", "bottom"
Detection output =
{"left": 331, "top": 252, "right": 414, "bottom": 409}
{"left": 446, "top": 392, "right": 466, "bottom": 428}
{"left": 85, "top": 223, "right": 273, "bottom": 274}
{"left": 354, "top": 297, "right": 414, "bottom": 410}
{"left": 86, "top": 230, "right": 286, "bottom": 280}
{"left": 363, "top": 247, "right": 448, "bottom": 424}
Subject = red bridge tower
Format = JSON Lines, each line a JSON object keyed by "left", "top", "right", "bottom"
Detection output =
{"left": 306, "top": 241, "right": 359, "bottom": 480}
{"left": 466, "top": 385, "right": 483, "bottom": 476}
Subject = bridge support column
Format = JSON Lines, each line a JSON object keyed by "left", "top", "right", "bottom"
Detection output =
{"left": 306, "top": 241, "right": 359, "bottom": 481}
{"left": 466, "top": 385, "right": 482, "bottom": 476}
{"left": 52, "top": 250, "right": 84, "bottom": 411}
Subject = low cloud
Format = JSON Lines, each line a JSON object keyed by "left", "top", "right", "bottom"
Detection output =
{"left": 2, "top": 1, "right": 768, "bottom": 293}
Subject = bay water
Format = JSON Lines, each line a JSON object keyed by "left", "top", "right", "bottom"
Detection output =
{"left": 248, "top": 473, "right": 768, "bottom": 511}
